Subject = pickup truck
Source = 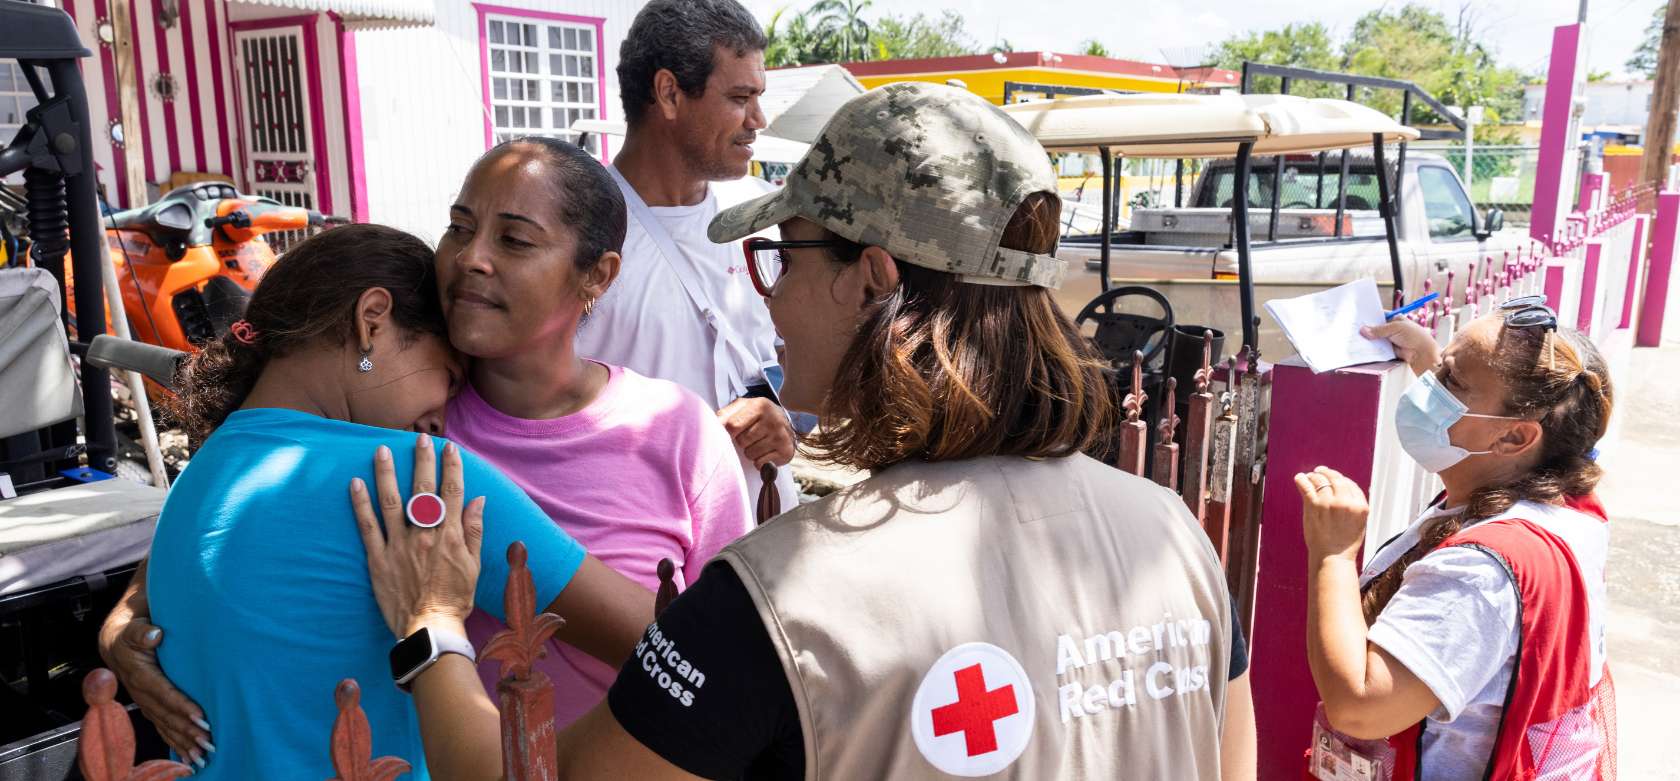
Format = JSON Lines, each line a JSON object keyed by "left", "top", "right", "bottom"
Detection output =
{"left": 1049, "top": 151, "right": 1522, "bottom": 359}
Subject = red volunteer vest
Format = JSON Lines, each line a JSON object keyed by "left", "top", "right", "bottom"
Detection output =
{"left": 1387, "top": 494, "right": 1616, "bottom": 781}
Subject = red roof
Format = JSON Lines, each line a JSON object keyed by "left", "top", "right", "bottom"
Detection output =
{"left": 841, "top": 52, "right": 1239, "bottom": 84}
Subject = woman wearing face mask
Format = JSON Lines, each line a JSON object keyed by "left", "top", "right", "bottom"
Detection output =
{"left": 1297, "top": 300, "right": 1616, "bottom": 781}
{"left": 101, "top": 224, "right": 651, "bottom": 779}
{"left": 343, "top": 82, "right": 1254, "bottom": 781}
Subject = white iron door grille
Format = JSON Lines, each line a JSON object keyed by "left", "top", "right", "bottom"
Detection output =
{"left": 234, "top": 27, "right": 317, "bottom": 253}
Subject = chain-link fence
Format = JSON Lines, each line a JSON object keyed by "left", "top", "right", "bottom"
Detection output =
{"left": 1412, "top": 144, "right": 1539, "bottom": 221}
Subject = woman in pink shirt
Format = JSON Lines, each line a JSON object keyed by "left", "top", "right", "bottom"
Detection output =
{"left": 436, "top": 137, "right": 752, "bottom": 726}
{"left": 99, "top": 137, "right": 752, "bottom": 745}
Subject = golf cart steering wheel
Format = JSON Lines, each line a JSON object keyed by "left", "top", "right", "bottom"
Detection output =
{"left": 1075, "top": 286, "right": 1176, "bottom": 371}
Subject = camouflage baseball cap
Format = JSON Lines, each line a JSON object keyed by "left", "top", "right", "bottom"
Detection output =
{"left": 708, "top": 82, "right": 1066, "bottom": 289}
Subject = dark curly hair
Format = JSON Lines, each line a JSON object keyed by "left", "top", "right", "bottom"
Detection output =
{"left": 1360, "top": 324, "right": 1614, "bottom": 624}
{"left": 165, "top": 224, "right": 446, "bottom": 444}
{"left": 616, "top": 0, "right": 766, "bottom": 127}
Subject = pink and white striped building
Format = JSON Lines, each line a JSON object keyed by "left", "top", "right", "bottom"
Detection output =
{"left": 38, "top": 0, "right": 650, "bottom": 235}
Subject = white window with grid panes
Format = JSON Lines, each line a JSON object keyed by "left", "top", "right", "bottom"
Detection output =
{"left": 485, "top": 15, "right": 601, "bottom": 154}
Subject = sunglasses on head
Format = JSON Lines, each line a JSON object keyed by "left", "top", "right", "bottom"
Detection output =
{"left": 1498, "top": 295, "right": 1558, "bottom": 330}
{"left": 1498, "top": 295, "right": 1559, "bottom": 367}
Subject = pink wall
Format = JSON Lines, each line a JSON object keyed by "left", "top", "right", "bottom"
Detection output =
{"left": 1251, "top": 361, "right": 1392, "bottom": 780}
{"left": 1531, "top": 23, "right": 1583, "bottom": 247}
{"left": 1638, "top": 192, "right": 1678, "bottom": 346}
{"left": 1622, "top": 215, "right": 1648, "bottom": 329}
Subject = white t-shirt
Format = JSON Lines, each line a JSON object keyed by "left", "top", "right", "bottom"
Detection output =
{"left": 1359, "top": 500, "right": 1608, "bottom": 781}
{"left": 576, "top": 169, "right": 798, "bottom": 515}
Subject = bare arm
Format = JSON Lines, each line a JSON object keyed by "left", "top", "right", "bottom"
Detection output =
{"left": 553, "top": 704, "right": 705, "bottom": 780}
{"left": 1220, "top": 671, "right": 1255, "bottom": 781}
{"left": 1297, "top": 467, "right": 1441, "bottom": 740}
{"left": 545, "top": 556, "right": 652, "bottom": 668}
{"left": 97, "top": 558, "right": 213, "bottom": 767}
{"left": 407, "top": 617, "right": 505, "bottom": 781}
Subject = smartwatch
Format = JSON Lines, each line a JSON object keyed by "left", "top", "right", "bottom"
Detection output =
{"left": 389, "top": 625, "right": 476, "bottom": 692}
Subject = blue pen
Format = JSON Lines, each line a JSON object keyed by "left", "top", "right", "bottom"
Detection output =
{"left": 1385, "top": 291, "right": 1439, "bottom": 320}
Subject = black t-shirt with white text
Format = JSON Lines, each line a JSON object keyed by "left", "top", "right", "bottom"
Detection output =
{"left": 608, "top": 563, "right": 1249, "bottom": 780}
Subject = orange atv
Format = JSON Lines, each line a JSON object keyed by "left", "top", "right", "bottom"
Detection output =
{"left": 55, "top": 181, "right": 342, "bottom": 352}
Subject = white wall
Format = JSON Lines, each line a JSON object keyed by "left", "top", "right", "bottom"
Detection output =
{"left": 1524, "top": 80, "right": 1654, "bottom": 131}
{"left": 351, "top": 0, "right": 648, "bottom": 239}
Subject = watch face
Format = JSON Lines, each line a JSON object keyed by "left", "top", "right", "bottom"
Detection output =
{"left": 389, "top": 627, "right": 434, "bottom": 681}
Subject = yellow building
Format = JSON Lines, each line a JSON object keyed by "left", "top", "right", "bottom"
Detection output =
{"left": 841, "top": 51, "right": 1240, "bottom": 105}
{"left": 840, "top": 53, "right": 1241, "bottom": 228}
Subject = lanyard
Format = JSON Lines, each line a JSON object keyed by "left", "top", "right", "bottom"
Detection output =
{"left": 608, "top": 167, "right": 759, "bottom": 405}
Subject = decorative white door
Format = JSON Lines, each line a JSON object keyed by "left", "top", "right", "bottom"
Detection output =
{"left": 233, "top": 27, "right": 316, "bottom": 252}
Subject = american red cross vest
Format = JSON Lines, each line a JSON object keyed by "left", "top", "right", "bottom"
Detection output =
{"left": 1362, "top": 495, "right": 1616, "bottom": 781}
{"left": 715, "top": 454, "right": 1232, "bottom": 780}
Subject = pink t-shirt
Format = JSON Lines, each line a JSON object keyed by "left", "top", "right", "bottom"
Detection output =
{"left": 447, "top": 363, "right": 752, "bottom": 727}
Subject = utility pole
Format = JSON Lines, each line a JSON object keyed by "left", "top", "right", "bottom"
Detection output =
{"left": 1641, "top": 0, "right": 1680, "bottom": 189}
{"left": 109, "top": 0, "right": 148, "bottom": 205}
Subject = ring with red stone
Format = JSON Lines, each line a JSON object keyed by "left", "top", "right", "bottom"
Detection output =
{"left": 406, "top": 492, "right": 446, "bottom": 529}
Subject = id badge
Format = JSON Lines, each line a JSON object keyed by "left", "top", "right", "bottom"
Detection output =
{"left": 1310, "top": 706, "right": 1391, "bottom": 781}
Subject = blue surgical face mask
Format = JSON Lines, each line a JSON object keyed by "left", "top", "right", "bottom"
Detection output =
{"left": 1395, "top": 371, "right": 1517, "bottom": 473}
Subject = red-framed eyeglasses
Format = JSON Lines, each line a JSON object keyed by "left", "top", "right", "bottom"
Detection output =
{"left": 741, "top": 237, "right": 844, "bottom": 297}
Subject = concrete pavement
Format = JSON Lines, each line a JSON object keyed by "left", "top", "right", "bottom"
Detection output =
{"left": 1598, "top": 263, "right": 1680, "bottom": 779}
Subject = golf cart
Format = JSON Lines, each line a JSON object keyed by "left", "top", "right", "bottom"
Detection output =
{"left": 1002, "top": 91, "right": 1421, "bottom": 398}
{"left": 1, "top": 1, "right": 184, "bottom": 775}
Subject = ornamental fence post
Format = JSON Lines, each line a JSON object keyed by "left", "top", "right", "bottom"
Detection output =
{"left": 479, "top": 541, "right": 565, "bottom": 781}
{"left": 1181, "top": 331, "right": 1216, "bottom": 528}
{"left": 76, "top": 669, "right": 194, "bottom": 781}
{"left": 325, "top": 679, "right": 410, "bottom": 781}
{"left": 1116, "top": 352, "right": 1148, "bottom": 476}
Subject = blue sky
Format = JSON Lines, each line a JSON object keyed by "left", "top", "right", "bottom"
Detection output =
{"left": 741, "top": 0, "right": 1656, "bottom": 80}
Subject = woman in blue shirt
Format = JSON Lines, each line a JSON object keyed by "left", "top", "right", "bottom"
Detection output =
{"left": 105, "top": 224, "right": 651, "bottom": 779}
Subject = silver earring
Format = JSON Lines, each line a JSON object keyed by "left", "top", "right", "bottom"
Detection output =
{"left": 358, "top": 350, "right": 374, "bottom": 373}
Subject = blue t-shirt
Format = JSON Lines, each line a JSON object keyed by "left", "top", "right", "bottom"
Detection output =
{"left": 148, "top": 408, "right": 586, "bottom": 780}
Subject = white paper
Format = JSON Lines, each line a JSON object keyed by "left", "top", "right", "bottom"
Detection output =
{"left": 1264, "top": 278, "right": 1397, "bottom": 373}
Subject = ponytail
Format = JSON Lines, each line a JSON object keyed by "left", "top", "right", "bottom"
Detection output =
{"left": 166, "top": 334, "right": 267, "bottom": 444}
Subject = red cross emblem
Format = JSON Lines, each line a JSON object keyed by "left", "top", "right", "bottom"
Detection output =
{"left": 911, "top": 642, "right": 1034, "bottom": 776}
{"left": 931, "top": 663, "right": 1019, "bottom": 756}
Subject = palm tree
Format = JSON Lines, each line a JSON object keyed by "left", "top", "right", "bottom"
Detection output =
{"left": 765, "top": 6, "right": 821, "bottom": 67}
{"left": 812, "top": 0, "right": 872, "bottom": 63}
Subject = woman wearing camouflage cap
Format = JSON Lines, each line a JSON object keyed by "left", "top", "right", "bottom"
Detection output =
{"left": 353, "top": 82, "right": 1255, "bottom": 779}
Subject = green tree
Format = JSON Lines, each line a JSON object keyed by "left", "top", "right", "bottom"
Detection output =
{"left": 871, "top": 11, "right": 978, "bottom": 61}
{"left": 1079, "top": 39, "right": 1110, "bottom": 57}
{"left": 1211, "top": 22, "right": 1342, "bottom": 97}
{"left": 765, "top": 6, "right": 825, "bottom": 67}
{"left": 812, "top": 0, "right": 872, "bottom": 63}
{"left": 1628, "top": 4, "right": 1664, "bottom": 77}
{"left": 1341, "top": 4, "right": 1524, "bottom": 131}
{"left": 1211, "top": 5, "right": 1526, "bottom": 140}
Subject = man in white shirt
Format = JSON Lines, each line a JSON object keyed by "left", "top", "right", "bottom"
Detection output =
{"left": 576, "top": 0, "right": 797, "bottom": 514}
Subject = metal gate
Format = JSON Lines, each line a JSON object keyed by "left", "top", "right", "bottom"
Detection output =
{"left": 233, "top": 26, "right": 316, "bottom": 253}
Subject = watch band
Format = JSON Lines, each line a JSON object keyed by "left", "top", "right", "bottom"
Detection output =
{"left": 393, "top": 625, "right": 477, "bottom": 692}
{"left": 431, "top": 627, "right": 477, "bottom": 664}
